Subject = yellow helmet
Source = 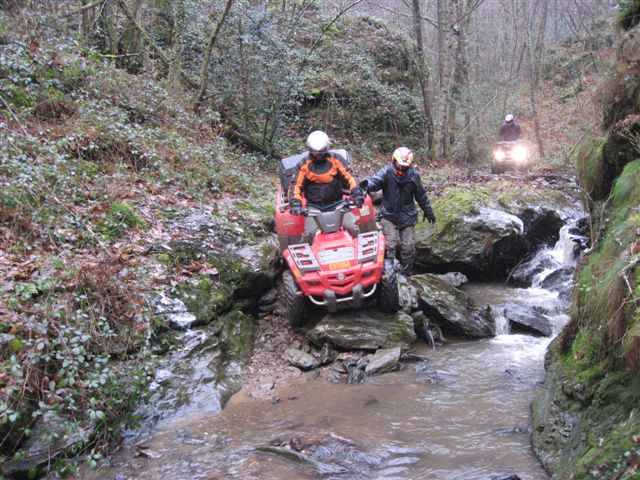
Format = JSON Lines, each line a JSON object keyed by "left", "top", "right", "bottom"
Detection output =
{"left": 392, "top": 147, "right": 413, "bottom": 169}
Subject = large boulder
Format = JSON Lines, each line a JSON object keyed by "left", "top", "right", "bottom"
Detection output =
{"left": 412, "top": 273, "right": 495, "bottom": 338}
{"left": 307, "top": 310, "right": 416, "bottom": 351}
{"left": 415, "top": 180, "right": 582, "bottom": 279}
{"left": 495, "top": 303, "right": 554, "bottom": 337}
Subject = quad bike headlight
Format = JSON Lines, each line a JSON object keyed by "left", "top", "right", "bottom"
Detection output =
{"left": 494, "top": 150, "right": 505, "bottom": 161}
{"left": 513, "top": 145, "right": 527, "bottom": 163}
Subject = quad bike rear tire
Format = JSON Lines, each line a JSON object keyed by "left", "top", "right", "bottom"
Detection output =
{"left": 282, "top": 269, "right": 308, "bottom": 327}
{"left": 377, "top": 259, "right": 400, "bottom": 313}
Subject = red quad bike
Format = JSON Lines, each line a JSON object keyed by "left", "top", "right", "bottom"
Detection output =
{"left": 276, "top": 149, "right": 400, "bottom": 326}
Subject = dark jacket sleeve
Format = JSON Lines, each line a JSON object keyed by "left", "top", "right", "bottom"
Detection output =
{"left": 367, "top": 166, "right": 388, "bottom": 193}
{"left": 514, "top": 124, "right": 522, "bottom": 137}
{"left": 288, "top": 166, "right": 307, "bottom": 205}
{"left": 413, "top": 171, "right": 434, "bottom": 217}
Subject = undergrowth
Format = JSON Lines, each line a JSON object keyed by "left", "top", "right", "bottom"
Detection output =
{"left": 0, "top": 28, "right": 273, "bottom": 477}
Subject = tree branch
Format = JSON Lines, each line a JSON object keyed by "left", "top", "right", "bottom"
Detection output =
{"left": 59, "top": 0, "right": 103, "bottom": 18}
{"left": 194, "top": 0, "right": 235, "bottom": 112}
{"left": 114, "top": 0, "right": 198, "bottom": 88}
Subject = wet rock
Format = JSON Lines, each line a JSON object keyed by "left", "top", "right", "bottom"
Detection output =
{"left": 432, "top": 271, "right": 469, "bottom": 288}
{"left": 155, "top": 292, "right": 198, "bottom": 330}
{"left": 365, "top": 347, "right": 401, "bottom": 375}
{"left": 2, "top": 412, "right": 95, "bottom": 476}
{"left": 413, "top": 273, "right": 495, "bottom": 338}
{"left": 258, "top": 288, "right": 278, "bottom": 305}
{"left": 497, "top": 303, "right": 553, "bottom": 337}
{"left": 337, "top": 352, "right": 369, "bottom": 376}
{"left": 401, "top": 352, "right": 430, "bottom": 363}
{"left": 509, "top": 254, "right": 561, "bottom": 287}
{"left": 538, "top": 267, "right": 574, "bottom": 301}
{"left": 531, "top": 344, "right": 583, "bottom": 478}
{"left": 398, "top": 272, "right": 419, "bottom": 312}
{"left": 284, "top": 348, "right": 319, "bottom": 370}
{"left": 415, "top": 179, "right": 582, "bottom": 278}
{"left": 318, "top": 364, "right": 345, "bottom": 383}
{"left": 346, "top": 366, "right": 365, "bottom": 384}
{"left": 318, "top": 343, "right": 337, "bottom": 365}
{"left": 415, "top": 206, "right": 526, "bottom": 277}
{"left": 307, "top": 310, "right": 416, "bottom": 350}
{"left": 256, "top": 445, "right": 348, "bottom": 474}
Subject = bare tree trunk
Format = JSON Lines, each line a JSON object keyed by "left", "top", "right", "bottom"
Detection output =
{"left": 411, "top": 0, "right": 435, "bottom": 154}
{"left": 97, "top": 0, "right": 118, "bottom": 55}
{"left": 118, "top": 0, "right": 143, "bottom": 73}
{"left": 456, "top": 0, "right": 476, "bottom": 163}
{"left": 438, "top": 0, "right": 456, "bottom": 160}
{"left": 167, "top": 0, "right": 187, "bottom": 94}
{"left": 81, "top": 0, "right": 97, "bottom": 36}
{"left": 527, "top": 0, "right": 548, "bottom": 160}
{"left": 437, "top": 0, "right": 445, "bottom": 90}
{"left": 115, "top": 0, "right": 198, "bottom": 88}
{"left": 194, "top": 0, "right": 235, "bottom": 112}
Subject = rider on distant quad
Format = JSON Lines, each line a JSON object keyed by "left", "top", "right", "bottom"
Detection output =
{"left": 288, "top": 130, "right": 365, "bottom": 243}
{"left": 499, "top": 114, "right": 522, "bottom": 142}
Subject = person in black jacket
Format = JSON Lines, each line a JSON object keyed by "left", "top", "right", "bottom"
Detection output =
{"left": 499, "top": 114, "right": 522, "bottom": 142}
{"left": 365, "top": 147, "right": 435, "bottom": 274}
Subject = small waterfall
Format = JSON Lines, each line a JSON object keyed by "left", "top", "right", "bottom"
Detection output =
{"left": 493, "top": 310, "right": 510, "bottom": 335}
{"left": 531, "top": 223, "right": 583, "bottom": 288}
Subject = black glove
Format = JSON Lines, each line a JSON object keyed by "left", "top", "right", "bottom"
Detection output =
{"left": 290, "top": 199, "right": 302, "bottom": 216}
{"left": 423, "top": 211, "right": 436, "bottom": 224}
{"left": 351, "top": 187, "right": 365, "bottom": 208}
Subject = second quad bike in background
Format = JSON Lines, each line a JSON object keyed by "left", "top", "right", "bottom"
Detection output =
{"left": 492, "top": 141, "right": 531, "bottom": 174}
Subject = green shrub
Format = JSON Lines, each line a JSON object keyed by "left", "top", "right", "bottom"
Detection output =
{"left": 100, "top": 202, "right": 148, "bottom": 240}
{"left": 619, "top": 0, "right": 640, "bottom": 30}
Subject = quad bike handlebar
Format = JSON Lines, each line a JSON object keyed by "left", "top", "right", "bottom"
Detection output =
{"left": 300, "top": 198, "right": 357, "bottom": 217}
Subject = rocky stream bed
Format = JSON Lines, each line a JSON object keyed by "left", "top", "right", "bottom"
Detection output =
{"left": 5, "top": 173, "right": 589, "bottom": 479}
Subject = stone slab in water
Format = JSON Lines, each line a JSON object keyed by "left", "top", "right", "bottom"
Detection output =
{"left": 499, "top": 303, "right": 554, "bottom": 337}
{"left": 284, "top": 348, "right": 319, "bottom": 370}
{"left": 307, "top": 310, "right": 416, "bottom": 351}
{"left": 365, "top": 347, "right": 402, "bottom": 375}
{"left": 413, "top": 273, "right": 495, "bottom": 338}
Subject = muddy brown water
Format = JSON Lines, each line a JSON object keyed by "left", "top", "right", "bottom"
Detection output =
{"left": 82, "top": 282, "right": 561, "bottom": 480}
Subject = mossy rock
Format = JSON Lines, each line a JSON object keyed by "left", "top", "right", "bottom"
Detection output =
{"left": 601, "top": 120, "right": 640, "bottom": 195}
{"left": 601, "top": 68, "right": 640, "bottom": 130}
{"left": 576, "top": 134, "right": 608, "bottom": 200}
{"left": 167, "top": 241, "right": 276, "bottom": 324}
{"left": 176, "top": 275, "right": 233, "bottom": 326}
{"left": 216, "top": 309, "right": 255, "bottom": 366}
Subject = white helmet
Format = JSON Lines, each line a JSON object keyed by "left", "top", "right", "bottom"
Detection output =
{"left": 306, "top": 130, "right": 331, "bottom": 154}
{"left": 505, "top": 114, "right": 514, "bottom": 122}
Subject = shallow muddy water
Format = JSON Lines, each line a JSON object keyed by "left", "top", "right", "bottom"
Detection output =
{"left": 83, "top": 326, "right": 556, "bottom": 479}
{"left": 82, "top": 225, "right": 585, "bottom": 480}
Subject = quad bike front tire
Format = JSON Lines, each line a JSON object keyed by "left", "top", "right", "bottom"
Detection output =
{"left": 491, "top": 162, "right": 503, "bottom": 174}
{"left": 377, "top": 259, "right": 400, "bottom": 313}
{"left": 282, "top": 269, "right": 308, "bottom": 327}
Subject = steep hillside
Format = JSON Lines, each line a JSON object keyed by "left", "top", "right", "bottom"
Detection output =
{"left": 531, "top": 3, "right": 640, "bottom": 478}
